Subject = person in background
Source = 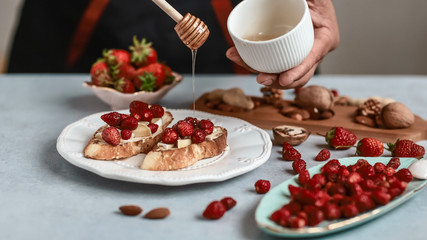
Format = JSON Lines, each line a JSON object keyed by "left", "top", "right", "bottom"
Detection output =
{"left": 7, "top": 0, "right": 339, "bottom": 89}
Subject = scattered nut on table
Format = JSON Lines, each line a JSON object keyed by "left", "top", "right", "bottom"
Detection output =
{"left": 272, "top": 125, "right": 311, "bottom": 146}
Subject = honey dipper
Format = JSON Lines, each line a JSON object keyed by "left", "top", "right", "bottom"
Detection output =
{"left": 152, "top": 0, "right": 210, "bottom": 50}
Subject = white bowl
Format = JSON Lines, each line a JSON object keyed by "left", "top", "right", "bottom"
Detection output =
{"left": 227, "top": 0, "right": 314, "bottom": 73}
{"left": 83, "top": 72, "right": 183, "bottom": 110}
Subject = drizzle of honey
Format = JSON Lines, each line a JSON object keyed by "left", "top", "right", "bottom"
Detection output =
{"left": 191, "top": 49, "right": 197, "bottom": 113}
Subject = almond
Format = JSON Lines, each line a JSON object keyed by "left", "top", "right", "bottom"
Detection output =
{"left": 144, "top": 207, "right": 170, "bottom": 219}
{"left": 119, "top": 205, "right": 142, "bottom": 216}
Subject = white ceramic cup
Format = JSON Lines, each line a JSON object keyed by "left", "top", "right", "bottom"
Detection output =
{"left": 227, "top": 0, "right": 314, "bottom": 74}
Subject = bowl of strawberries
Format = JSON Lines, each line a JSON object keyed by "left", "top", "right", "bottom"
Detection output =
{"left": 84, "top": 36, "right": 183, "bottom": 110}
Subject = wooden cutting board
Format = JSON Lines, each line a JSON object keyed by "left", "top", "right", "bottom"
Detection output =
{"left": 194, "top": 93, "right": 427, "bottom": 143}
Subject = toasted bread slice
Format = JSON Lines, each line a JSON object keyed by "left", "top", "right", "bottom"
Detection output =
{"left": 84, "top": 111, "right": 173, "bottom": 160}
{"left": 140, "top": 126, "right": 227, "bottom": 171}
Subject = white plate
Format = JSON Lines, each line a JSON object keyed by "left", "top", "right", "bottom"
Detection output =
{"left": 57, "top": 109, "right": 272, "bottom": 185}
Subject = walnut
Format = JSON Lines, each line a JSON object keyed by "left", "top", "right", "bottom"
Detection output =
{"left": 294, "top": 85, "right": 334, "bottom": 111}
{"left": 380, "top": 102, "right": 415, "bottom": 129}
{"left": 260, "top": 87, "right": 283, "bottom": 105}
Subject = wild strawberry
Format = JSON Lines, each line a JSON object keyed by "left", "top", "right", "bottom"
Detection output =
{"left": 270, "top": 208, "right": 291, "bottom": 227}
{"left": 103, "top": 49, "right": 131, "bottom": 66}
{"left": 220, "top": 197, "right": 236, "bottom": 210}
{"left": 327, "top": 182, "right": 347, "bottom": 195}
{"left": 323, "top": 203, "right": 341, "bottom": 220}
{"left": 129, "top": 101, "right": 149, "bottom": 115}
{"left": 360, "top": 179, "right": 377, "bottom": 191}
{"left": 355, "top": 193, "right": 375, "bottom": 212}
{"left": 162, "top": 128, "right": 178, "bottom": 144}
{"left": 184, "top": 117, "right": 199, "bottom": 127}
{"left": 147, "top": 123, "right": 158, "bottom": 134}
{"left": 90, "top": 60, "right": 113, "bottom": 87}
{"left": 325, "top": 127, "right": 357, "bottom": 150}
{"left": 387, "top": 139, "right": 425, "bottom": 159}
{"left": 282, "top": 148, "right": 301, "bottom": 161}
{"left": 288, "top": 185, "right": 302, "bottom": 197}
{"left": 356, "top": 159, "right": 370, "bottom": 167}
{"left": 198, "top": 119, "right": 214, "bottom": 135}
{"left": 357, "top": 165, "right": 375, "bottom": 178}
{"left": 387, "top": 157, "right": 400, "bottom": 169}
{"left": 305, "top": 206, "right": 324, "bottom": 226}
{"left": 374, "top": 162, "right": 386, "bottom": 173}
{"left": 347, "top": 172, "right": 363, "bottom": 184}
{"left": 372, "top": 189, "right": 391, "bottom": 205}
{"left": 102, "top": 126, "right": 121, "bottom": 146}
{"left": 394, "top": 168, "right": 413, "bottom": 182}
{"left": 191, "top": 129, "right": 206, "bottom": 144}
{"left": 120, "top": 116, "right": 138, "bottom": 130}
{"left": 295, "top": 189, "right": 316, "bottom": 205}
{"left": 356, "top": 137, "right": 384, "bottom": 157}
{"left": 131, "top": 112, "right": 142, "bottom": 121}
{"left": 101, "top": 112, "right": 122, "bottom": 126}
{"left": 289, "top": 216, "right": 307, "bottom": 228}
{"left": 315, "top": 149, "right": 330, "bottom": 161}
{"left": 176, "top": 120, "right": 194, "bottom": 137}
{"left": 298, "top": 170, "right": 310, "bottom": 186}
{"left": 255, "top": 179, "right": 271, "bottom": 194}
{"left": 150, "top": 104, "right": 164, "bottom": 118}
{"left": 347, "top": 183, "right": 363, "bottom": 196}
{"left": 384, "top": 167, "right": 396, "bottom": 177}
{"left": 202, "top": 201, "right": 226, "bottom": 220}
{"left": 129, "top": 36, "right": 158, "bottom": 68}
{"left": 282, "top": 142, "right": 293, "bottom": 153}
{"left": 341, "top": 204, "right": 359, "bottom": 218}
{"left": 282, "top": 200, "right": 302, "bottom": 214}
{"left": 121, "top": 129, "right": 132, "bottom": 140}
{"left": 140, "top": 109, "right": 153, "bottom": 122}
{"left": 292, "top": 159, "right": 307, "bottom": 174}
{"left": 114, "top": 78, "right": 135, "bottom": 93}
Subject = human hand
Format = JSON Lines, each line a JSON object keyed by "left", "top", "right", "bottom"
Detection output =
{"left": 226, "top": 0, "right": 340, "bottom": 89}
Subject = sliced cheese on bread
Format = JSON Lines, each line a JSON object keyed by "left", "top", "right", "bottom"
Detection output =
{"left": 84, "top": 111, "right": 173, "bottom": 160}
{"left": 140, "top": 126, "right": 227, "bottom": 171}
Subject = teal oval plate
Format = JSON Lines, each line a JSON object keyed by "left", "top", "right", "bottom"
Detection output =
{"left": 255, "top": 157, "right": 427, "bottom": 238}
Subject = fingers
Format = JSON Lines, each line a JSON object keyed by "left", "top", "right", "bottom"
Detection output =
{"left": 225, "top": 47, "right": 258, "bottom": 73}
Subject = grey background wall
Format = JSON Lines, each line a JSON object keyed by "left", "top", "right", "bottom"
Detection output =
{"left": 1, "top": 0, "right": 427, "bottom": 74}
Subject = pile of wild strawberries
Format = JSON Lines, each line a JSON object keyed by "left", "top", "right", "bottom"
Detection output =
{"left": 100, "top": 100, "right": 165, "bottom": 145}
{"left": 270, "top": 157, "right": 413, "bottom": 228}
{"left": 161, "top": 117, "right": 215, "bottom": 145}
{"left": 90, "top": 36, "right": 175, "bottom": 93}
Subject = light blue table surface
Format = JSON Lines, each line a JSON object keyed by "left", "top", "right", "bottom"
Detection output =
{"left": 1, "top": 74, "right": 426, "bottom": 240}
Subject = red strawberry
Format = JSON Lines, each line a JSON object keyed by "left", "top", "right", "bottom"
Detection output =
{"left": 129, "top": 36, "right": 158, "bottom": 68}
{"left": 394, "top": 168, "right": 413, "bottom": 182}
{"left": 114, "top": 78, "right": 135, "bottom": 93}
{"left": 282, "top": 147, "right": 301, "bottom": 161}
{"left": 147, "top": 123, "right": 159, "bottom": 134}
{"left": 387, "top": 157, "right": 401, "bottom": 169}
{"left": 140, "top": 109, "right": 153, "bottom": 122}
{"left": 121, "top": 129, "right": 132, "bottom": 140}
{"left": 220, "top": 197, "right": 237, "bottom": 210}
{"left": 325, "top": 127, "right": 357, "bottom": 150}
{"left": 202, "top": 201, "right": 226, "bottom": 220}
{"left": 176, "top": 120, "right": 194, "bottom": 137}
{"left": 150, "top": 104, "right": 164, "bottom": 118}
{"left": 112, "top": 63, "right": 136, "bottom": 81}
{"left": 298, "top": 169, "right": 310, "bottom": 186}
{"left": 162, "top": 128, "right": 179, "bottom": 144}
{"left": 120, "top": 116, "right": 138, "bottom": 130}
{"left": 315, "top": 149, "right": 330, "bottom": 161}
{"left": 254, "top": 179, "right": 271, "bottom": 194}
{"left": 184, "top": 117, "right": 199, "bottom": 127}
{"left": 387, "top": 139, "right": 425, "bottom": 159}
{"left": 102, "top": 126, "right": 121, "bottom": 146}
{"left": 133, "top": 70, "right": 156, "bottom": 92}
{"left": 356, "top": 137, "right": 384, "bottom": 157}
{"left": 90, "top": 59, "right": 113, "bottom": 87}
{"left": 198, "top": 119, "right": 214, "bottom": 135}
{"left": 144, "top": 62, "right": 166, "bottom": 89}
{"left": 103, "top": 49, "right": 131, "bottom": 66}
{"left": 191, "top": 129, "right": 206, "bottom": 143}
{"left": 129, "top": 101, "right": 149, "bottom": 115}
{"left": 292, "top": 159, "right": 307, "bottom": 174}
{"left": 101, "top": 112, "right": 121, "bottom": 126}
{"left": 282, "top": 142, "right": 293, "bottom": 153}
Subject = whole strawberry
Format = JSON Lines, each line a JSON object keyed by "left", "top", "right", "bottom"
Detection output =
{"left": 129, "top": 36, "right": 158, "bottom": 68}
{"left": 102, "top": 126, "right": 121, "bottom": 146}
{"left": 203, "top": 201, "right": 226, "bottom": 220}
{"left": 356, "top": 137, "right": 384, "bottom": 157}
{"left": 282, "top": 147, "right": 301, "bottom": 161}
{"left": 325, "top": 127, "right": 357, "bottom": 150}
{"left": 103, "top": 49, "right": 131, "bottom": 66}
{"left": 176, "top": 120, "right": 194, "bottom": 137}
{"left": 90, "top": 59, "right": 113, "bottom": 87}
{"left": 387, "top": 139, "right": 425, "bottom": 159}
{"left": 315, "top": 149, "right": 331, "bottom": 161}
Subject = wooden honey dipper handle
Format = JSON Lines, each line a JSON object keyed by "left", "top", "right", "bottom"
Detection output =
{"left": 152, "top": 0, "right": 183, "bottom": 23}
